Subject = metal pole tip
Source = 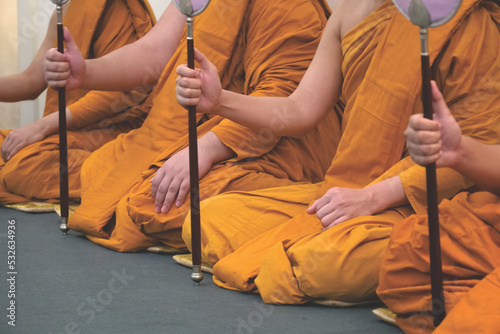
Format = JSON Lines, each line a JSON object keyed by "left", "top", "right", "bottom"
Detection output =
{"left": 191, "top": 265, "right": 204, "bottom": 285}
{"left": 60, "top": 217, "right": 69, "bottom": 234}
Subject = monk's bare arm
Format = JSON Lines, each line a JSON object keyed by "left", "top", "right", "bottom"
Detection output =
{"left": 83, "top": 3, "right": 184, "bottom": 91}
{"left": 177, "top": 11, "right": 343, "bottom": 138}
{"left": 0, "top": 11, "right": 57, "bottom": 102}
{"left": 45, "top": 3, "right": 185, "bottom": 92}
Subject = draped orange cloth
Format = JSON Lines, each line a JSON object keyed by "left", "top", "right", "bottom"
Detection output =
{"left": 67, "top": 0, "right": 341, "bottom": 252}
{"left": 0, "top": 0, "right": 155, "bottom": 204}
{"left": 188, "top": 0, "right": 500, "bottom": 304}
{"left": 377, "top": 192, "right": 500, "bottom": 333}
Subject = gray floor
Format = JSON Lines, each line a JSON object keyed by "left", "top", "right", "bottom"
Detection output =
{"left": 0, "top": 207, "right": 402, "bottom": 334}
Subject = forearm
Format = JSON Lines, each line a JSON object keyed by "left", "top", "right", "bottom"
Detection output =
{"left": 35, "top": 108, "right": 75, "bottom": 137}
{"left": 198, "top": 131, "right": 236, "bottom": 165}
{"left": 366, "top": 176, "right": 408, "bottom": 213}
{"left": 82, "top": 4, "right": 185, "bottom": 91}
{"left": 0, "top": 72, "right": 46, "bottom": 102}
{"left": 215, "top": 90, "right": 321, "bottom": 138}
{"left": 454, "top": 136, "right": 500, "bottom": 195}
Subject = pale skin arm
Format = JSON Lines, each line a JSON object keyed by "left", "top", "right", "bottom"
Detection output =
{"left": 0, "top": 11, "right": 58, "bottom": 102}
{"left": 175, "top": 7, "right": 343, "bottom": 138}
{"left": 43, "top": 3, "right": 185, "bottom": 91}
{"left": 405, "top": 81, "right": 500, "bottom": 195}
{"left": 151, "top": 131, "right": 235, "bottom": 213}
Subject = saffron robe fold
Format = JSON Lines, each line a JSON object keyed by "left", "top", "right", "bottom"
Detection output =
{"left": 377, "top": 191, "right": 500, "bottom": 334}
{"left": 188, "top": 0, "right": 500, "bottom": 304}
{"left": 0, "top": 0, "right": 155, "bottom": 204}
{"left": 68, "top": 0, "right": 342, "bottom": 252}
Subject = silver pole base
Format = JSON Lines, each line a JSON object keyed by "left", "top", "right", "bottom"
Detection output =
{"left": 60, "top": 217, "right": 69, "bottom": 234}
{"left": 191, "top": 264, "right": 204, "bottom": 285}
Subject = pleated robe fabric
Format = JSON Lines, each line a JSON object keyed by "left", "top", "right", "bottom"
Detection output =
{"left": 68, "top": 0, "right": 342, "bottom": 252}
{"left": 187, "top": 0, "right": 500, "bottom": 305}
{"left": 377, "top": 191, "right": 500, "bottom": 333}
{"left": 0, "top": 0, "right": 156, "bottom": 204}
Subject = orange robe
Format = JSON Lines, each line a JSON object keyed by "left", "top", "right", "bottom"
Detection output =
{"left": 0, "top": 0, "right": 155, "bottom": 204}
{"left": 377, "top": 191, "right": 500, "bottom": 333}
{"left": 185, "top": 0, "right": 500, "bottom": 304}
{"left": 67, "top": 0, "right": 341, "bottom": 252}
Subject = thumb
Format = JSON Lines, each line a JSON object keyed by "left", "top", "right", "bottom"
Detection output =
{"left": 63, "top": 27, "right": 80, "bottom": 55}
{"left": 431, "top": 80, "right": 452, "bottom": 120}
{"left": 194, "top": 48, "right": 214, "bottom": 72}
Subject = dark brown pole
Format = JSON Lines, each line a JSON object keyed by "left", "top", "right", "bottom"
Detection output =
{"left": 56, "top": 4, "right": 69, "bottom": 234}
{"left": 420, "top": 29, "right": 445, "bottom": 327}
{"left": 186, "top": 17, "right": 203, "bottom": 284}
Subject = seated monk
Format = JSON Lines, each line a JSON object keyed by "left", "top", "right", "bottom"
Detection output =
{"left": 376, "top": 81, "right": 500, "bottom": 333}
{"left": 43, "top": 0, "right": 341, "bottom": 252}
{"left": 0, "top": 0, "right": 155, "bottom": 205}
{"left": 176, "top": 0, "right": 500, "bottom": 304}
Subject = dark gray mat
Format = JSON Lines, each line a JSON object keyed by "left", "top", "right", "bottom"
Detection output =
{"left": 0, "top": 207, "right": 402, "bottom": 334}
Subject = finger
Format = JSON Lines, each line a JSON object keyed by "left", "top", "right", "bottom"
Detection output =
{"left": 410, "top": 152, "right": 442, "bottom": 166}
{"left": 161, "top": 179, "right": 183, "bottom": 213}
{"left": 407, "top": 114, "right": 439, "bottom": 132}
{"left": 154, "top": 176, "right": 172, "bottom": 213}
{"left": 176, "top": 75, "right": 202, "bottom": 90}
{"left": 407, "top": 138, "right": 442, "bottom": 155}
{"left": 175, "top": 180, "right": 190, "bottom": 207}
{"left": 7, "top": 143, "right": 23, "bottom": 161}
{"left": 151, "top": 170, "right": 164, "bottom": 200}
{"left": 306, "top": 201, "right": 318, "bottom": 214}
{"left": 176, "top": 65, "right": 199, "bottom": 78}
{"left": 315, "top": 203, "right": 335, "bottom": 221}
{"left": 45, "top": 48, "right": 68, "bottom": 62}
{"left": 323, "top": 215, "right": 348, "bottom": 231}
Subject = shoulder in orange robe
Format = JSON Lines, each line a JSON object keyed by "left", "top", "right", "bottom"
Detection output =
{"left": 183, "top": 0, "right": 500, "bottom": 305}
{"left": 66, "top": 0, "right": 341, "bottom": 252}
{"left": 377, "top": 191, "right": 500, "bottom": 333}
{"left": 0, "top": 0, "right": 155, "bottom": 204}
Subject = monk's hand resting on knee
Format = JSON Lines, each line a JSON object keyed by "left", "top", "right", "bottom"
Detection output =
{"left": 307, "top": 187, "right": 380, "bottom": 230}
{"left": 150, "top": 145, "right": 213, "bottom": 214}
{"left": 1, "top": 121, "right": 47, "bottom": 161}
{"left": 176, "top": 48, "right": 221, "bottom": 113}
{"left": 404, "top": 81, "right": 462, "bottom": 168}
{"left": 43, "top": 28, "right": 86, "bottom": 90}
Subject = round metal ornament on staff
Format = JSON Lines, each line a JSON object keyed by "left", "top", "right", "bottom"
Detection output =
{"left": 172, "top": 0, "right": 211, "bottom": 285}
{"left": 51, "top": 0, "right": 70, "bottom": 234}
{"left": 392, "top": 0, "right": 462, "bottom": 327}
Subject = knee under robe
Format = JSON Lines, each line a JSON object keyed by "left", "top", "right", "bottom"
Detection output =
{"left": 377, "top": 191, "right": 500, "bottom": 333}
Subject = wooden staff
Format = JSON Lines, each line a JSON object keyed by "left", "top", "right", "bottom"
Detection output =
{"left": 186, "top": 15, "right": 204, "bottom": 285}
{"left": 418, "top": 26, "right": 446, "bottom": 327}
{"left": 174, "top": 0, "right": 211, "bottom": 285}
{"left": 391, "top": 0, "right": 463, "bottom": 326}
{"left": 52, "top": 0, "right": 70, "bottom": 234}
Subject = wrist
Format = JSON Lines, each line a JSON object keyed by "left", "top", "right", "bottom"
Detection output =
{"left": 453, "top": 135, "right": 472, "bottom": 173}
